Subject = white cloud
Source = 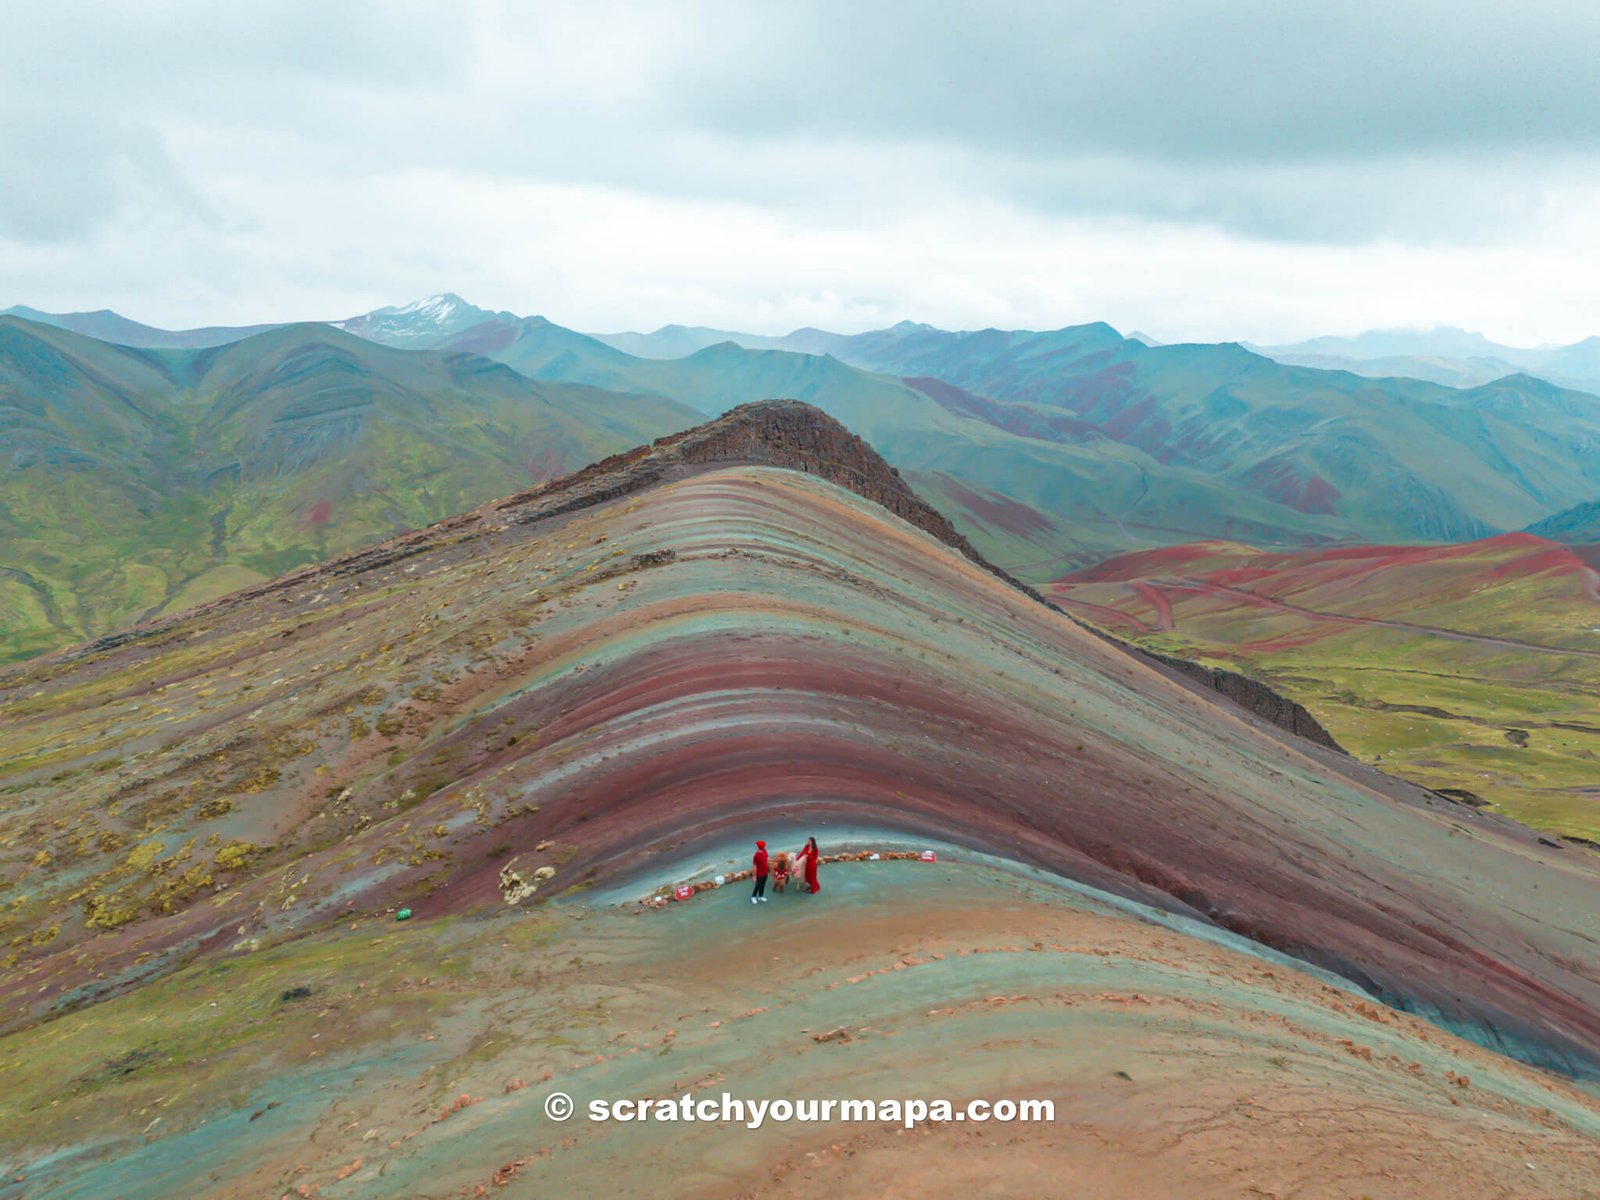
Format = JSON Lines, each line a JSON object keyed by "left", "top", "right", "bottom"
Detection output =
{"left": 2, "top": 1, "right": 1599, "bottom": 343}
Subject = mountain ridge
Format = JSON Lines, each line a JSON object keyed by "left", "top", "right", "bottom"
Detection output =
{"left": 1525, "top": 497, "right": 1600, "bottom": 543}
{"left": 0, "top": 304, "right": 281, "bottom": 349}
{"left": 1252, "top": 325, "right": 1600, "bottom": 392}
{"left": 460, "top": 313, "right": 1600, "bottom": 554}
{"left": 16, "top": 296, "right": 1600, "bottom": 389}
{"left": 39, "top": 397, "right": 1339, "bottom": 754}
{"left": 4, "top": 401, "right": 1598, "bottom": 1087}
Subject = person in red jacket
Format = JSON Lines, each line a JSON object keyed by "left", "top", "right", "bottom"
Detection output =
{"left": 751, "top": 840, "right": 770, "bottom": 903}
{"left": 802, "top": 837, "right": 820, "bottom": 895}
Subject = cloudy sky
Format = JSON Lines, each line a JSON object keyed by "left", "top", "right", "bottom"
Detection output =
{"left": 4, "top": 0, "right": 1600, "bottom": 344}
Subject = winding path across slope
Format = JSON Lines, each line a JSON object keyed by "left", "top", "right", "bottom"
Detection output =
{"left": 1146, "top": 577, "right": 1600, "bottom": 659}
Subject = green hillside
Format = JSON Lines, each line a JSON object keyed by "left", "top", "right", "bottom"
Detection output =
{"left": 0, "top": 317, "right": 697, "bottom": 661}
{"left": 806, "top": 324, "right": 1600, "bottom": 542}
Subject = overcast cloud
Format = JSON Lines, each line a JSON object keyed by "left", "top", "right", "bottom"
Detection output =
{"left": 3, "top": 0, "right": 1600, "bottom": 343}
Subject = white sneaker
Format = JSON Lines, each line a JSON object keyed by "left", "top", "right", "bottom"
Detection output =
{"left": 751, "top": 897, "right": 758, "bottom": 904}
{"left": 759, "top": 896, "right": 768, "bottom": 902}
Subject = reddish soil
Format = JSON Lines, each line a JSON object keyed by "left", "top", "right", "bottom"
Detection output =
{"left": 1243, "top": 458, "right": 1343, "bottom": 515}
{"left": 904, "top": 376, "right": 1095, "bottom": 442}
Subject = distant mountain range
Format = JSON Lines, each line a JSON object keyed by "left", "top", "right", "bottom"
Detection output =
{"left": 19, "top": 297, "right": 1599, "bottom": 393}
{"left": 595, "top": 319, "right": 1600, "bottom": 394}
{"left": 0, "top": 304, "right": 281, "bottom": 349}
{"left": 6, "top": 297, "right": 1600, "bottom": 660}
{"left": 1246, "top": 327, "right": 1600, "bottom": 393}
{"left": 307, "top": 300, "right": 1600, "bottom": 555}
{"left": 0, "top": 315, "right": 695, "bottom": 660}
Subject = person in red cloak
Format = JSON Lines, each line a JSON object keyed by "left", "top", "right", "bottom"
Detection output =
{"left": 802, "top": 836, "right": 820, "bottom": 894}
{"left": 751, "top": 840, "right": 770, "bottom": 903}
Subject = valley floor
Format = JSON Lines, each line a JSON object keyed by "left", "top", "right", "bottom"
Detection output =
{"left": 7, "top": 855, "right": 1598, "bottom": 1199}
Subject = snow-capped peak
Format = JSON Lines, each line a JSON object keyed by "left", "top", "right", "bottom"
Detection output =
{"left": 394, "top": 293, "right": 467, "bottom": 321}
{"left": 333, "top": 293, "right": 516, "bottom": 345}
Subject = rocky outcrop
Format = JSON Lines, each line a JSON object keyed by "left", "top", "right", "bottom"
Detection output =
{"left": 1135, "top": 650, "right": 1343, "bottom": 751}
{"left": 492, "top": 399, "right": 987, "bottom": 564}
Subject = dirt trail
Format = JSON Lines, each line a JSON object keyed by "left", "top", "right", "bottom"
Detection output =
{"left": 1050, "top": 594, "right": 1162, "bottom": 633}
{"left": 1115, "top": 463, "right": 1150, "bottom": 544}
{"left": 1130, "top": 579, "right": 1174, "bottom": 631}
{"left": 1152, "top": 576, "right": 1600, "bottom": 659}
